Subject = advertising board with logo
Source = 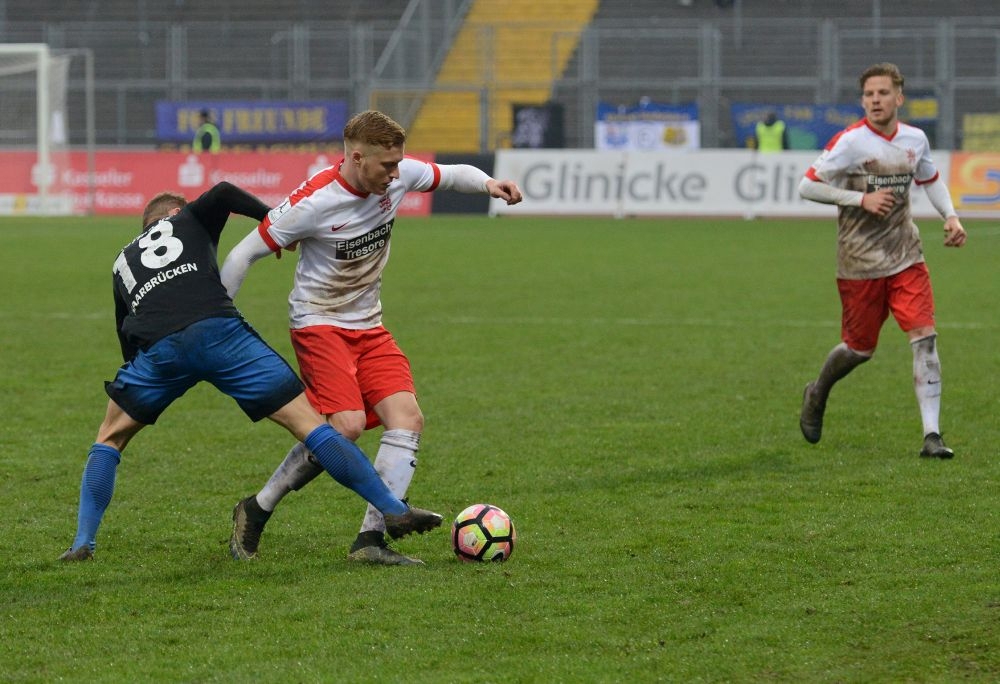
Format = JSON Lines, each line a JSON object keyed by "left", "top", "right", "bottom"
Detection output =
{"left": 492, "top": 149, "right": 965, "bottom": 218}
{"left": 949, "top": 152, "right": 1000, "bottom": 214}
{"left": 0, "top": 151, "right": 434, "bottom": 216}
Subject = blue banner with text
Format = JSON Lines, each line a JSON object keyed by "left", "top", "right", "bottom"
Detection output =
{"left": 156, "top": 100, "right": 349, "bottom": 144}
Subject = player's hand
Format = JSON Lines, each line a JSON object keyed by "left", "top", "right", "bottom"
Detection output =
{"left": 486, "top": 179, "right": 523, "bottom": 206}
{"left": 860, "top": 187, "right": 895, "bottom": 217}
{"left": 943, "top": 216, "right": 967, "bottom": 247}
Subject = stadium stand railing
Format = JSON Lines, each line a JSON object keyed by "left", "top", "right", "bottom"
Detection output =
{"left": 403, "top": 0, "right": 599, "bottom": 153}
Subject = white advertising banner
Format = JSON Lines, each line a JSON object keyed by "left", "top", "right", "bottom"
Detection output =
{"left": 491, "top": 149, "right": 950, "bottom": 219}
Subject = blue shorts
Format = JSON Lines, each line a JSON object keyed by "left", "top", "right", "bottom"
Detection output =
{"left": 105, "top": 316, "right": 305, "bottom": 425}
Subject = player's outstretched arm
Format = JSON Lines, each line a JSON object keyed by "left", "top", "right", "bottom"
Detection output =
{"left": 437, "top": 164, "right": 522, "bottom": 205}
{"left": 220, "top": 229, "right": 273, "bottom": 300}
{"left": 188, "top": 182, "right": 270, "bottom": 235}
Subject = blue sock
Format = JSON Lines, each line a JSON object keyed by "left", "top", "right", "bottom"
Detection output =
{"left": 71, "top": 444, "right": 121, "bottom": 552}
{"left": 303, "top": 425, "right": 406, "bottom": 515}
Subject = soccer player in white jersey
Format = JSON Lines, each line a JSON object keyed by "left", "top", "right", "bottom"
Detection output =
{"left": 797, "top": 62, "right": 966, "bottom": 459}
{"left": 221, "top": 110, "right": 522, "bottom": 564}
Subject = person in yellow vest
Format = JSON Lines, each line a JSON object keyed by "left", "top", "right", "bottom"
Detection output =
{"left": 192, "top": 109, "right": 221, "bottom": 154}
{"left": 753, "top": 111, "right": 788, "bottom": 152}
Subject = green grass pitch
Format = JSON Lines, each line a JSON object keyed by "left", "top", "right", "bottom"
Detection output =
{"left": 1, "top": 213, "right": 998, "bottom": 682}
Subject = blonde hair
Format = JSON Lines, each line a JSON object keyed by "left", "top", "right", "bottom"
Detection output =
{"left": 343, "top": 110, "right": 406, "bottom": 151}
{"left": 142, "top": 191, "right": 186, "bottom": 229}
{"left": 859, "top": 62, "right": 904, "bottom": 90}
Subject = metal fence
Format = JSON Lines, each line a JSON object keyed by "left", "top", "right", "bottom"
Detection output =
{"left": 2, "top": 11, "right": 999, "bottom": 149}
{"left": 555, "top": 16, "right": 1000, "bottom": 149}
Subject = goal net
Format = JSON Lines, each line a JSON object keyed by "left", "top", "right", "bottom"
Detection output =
{"left": 0, "top": 44, "right": 91, "bottom": 215}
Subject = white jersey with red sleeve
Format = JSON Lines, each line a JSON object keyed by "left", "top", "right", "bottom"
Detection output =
{"left": 256, "top": 156, "right": 441, "bottom": 330}
{"left": 805, "top": 118, "right": 938, "bottom": 279}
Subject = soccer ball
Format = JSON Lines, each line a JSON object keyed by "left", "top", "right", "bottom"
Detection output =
{"left": 451, "top": 503, "right": 516, "bottom": 563}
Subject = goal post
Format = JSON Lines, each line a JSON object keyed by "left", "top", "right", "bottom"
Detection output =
{"left": 0, "top": 43, "right": 95, "bottom": 215}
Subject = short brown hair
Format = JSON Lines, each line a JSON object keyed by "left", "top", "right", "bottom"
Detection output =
{"left": 142, "top": 191, "right": 187, "bottom": 229}
{"left": 343, "top": 110, "right": 406, "bottom": 150}
{"left": 859, "top": 62, "right": 904, "bottom": 90}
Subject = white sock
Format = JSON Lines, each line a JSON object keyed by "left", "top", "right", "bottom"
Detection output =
{"left": 911, "top": 334, "right": 942, "bottom": 436}
{"left": 359, "top": 429, "right": 420, "bottom": 534}
{"left": 255, "top": 442, "right": 324, "bottom": 512}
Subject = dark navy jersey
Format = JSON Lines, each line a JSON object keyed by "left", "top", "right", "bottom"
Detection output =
{"left": 112, "top": 182, "right": 269, "bottom": 361}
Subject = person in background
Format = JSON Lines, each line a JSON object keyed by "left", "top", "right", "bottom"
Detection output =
{"left": 59, "top": 181, "right": 440, "bottom": 562}
{"left": 221, "top": 110, "right": 522, "bottom": 566}
{"left": 797, "top": 62, "right": 967, "bottom": 459}
{"left": 192, "top": 108, "right": 221, "bottom": 154}
{"left": 753, "top": 111, "right": 788, "bottom": 152}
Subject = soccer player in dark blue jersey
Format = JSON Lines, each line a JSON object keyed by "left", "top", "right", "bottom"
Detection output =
{"left": 59, "top": 182, "right": 441, "bottom": 562}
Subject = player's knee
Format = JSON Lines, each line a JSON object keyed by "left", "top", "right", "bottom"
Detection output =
{"left": 404, "top": 407, "right": 425, "bottom": 433}
{"left": 95, "top": 402, "right": 144, "bottom": 451}
{"left": 385, "top": 405, "right": 423, "bottom": 433}
{"left": 374, "top": 392, "right": 423, "bottom": 432}
{"left": 95, "top": 423, "right": 138, "bottom": 452}
{"left": 329, "top": 413, "right": 365, "bottom": 441}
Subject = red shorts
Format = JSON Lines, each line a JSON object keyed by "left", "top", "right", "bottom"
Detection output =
{"left": 837, "top": 262, "right": 935, "bottom": 351}
{"left": 290, "top": 325, "right": 415, "bottom": 429}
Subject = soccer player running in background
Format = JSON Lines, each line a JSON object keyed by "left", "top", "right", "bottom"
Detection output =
{"left": 797, "top": 62, "right": 967, "bottom": 458}
{"left": 221, "top": 110, "right": 523, "bottom": 565}
{"left": 60, "top": 182, "right": 439, "bottom": 561}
